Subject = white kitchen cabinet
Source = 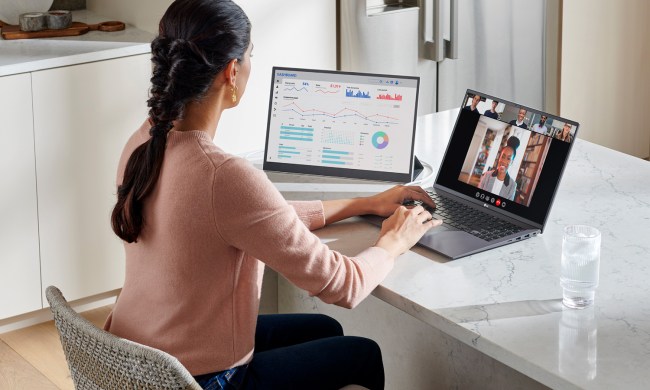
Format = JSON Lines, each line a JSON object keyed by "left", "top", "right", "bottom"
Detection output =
{"left": 32, "top": 54, "right": 151, "bottom": 302}
{"left": 0, "top": 74, "right": 42, "bottom": 318}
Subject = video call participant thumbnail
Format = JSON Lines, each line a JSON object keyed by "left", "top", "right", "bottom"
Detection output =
{"left": 509, "top": 108, "right": 528, "bottom": 129}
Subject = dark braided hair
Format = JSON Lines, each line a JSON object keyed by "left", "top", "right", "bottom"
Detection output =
{"left": 111, "top": 0, "right": 251, "bottom": 243}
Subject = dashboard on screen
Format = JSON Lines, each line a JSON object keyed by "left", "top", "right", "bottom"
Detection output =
{"left": 263, "top": 67, "right": 420, "bottom": 182}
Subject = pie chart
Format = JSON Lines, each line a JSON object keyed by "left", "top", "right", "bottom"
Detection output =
{"left": 372, "top": 131, "right": 389, "bottom": 149}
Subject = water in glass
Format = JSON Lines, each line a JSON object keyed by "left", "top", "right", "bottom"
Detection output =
{"left": 561, "top": 226, "right": 601, "bottom": 308}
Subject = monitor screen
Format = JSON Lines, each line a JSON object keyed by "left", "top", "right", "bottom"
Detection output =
{"left": 263, "top": 67, "right": 420, "bottom": 182}
{"left": 436, "top": 90, "right": 579, "bottom": 226}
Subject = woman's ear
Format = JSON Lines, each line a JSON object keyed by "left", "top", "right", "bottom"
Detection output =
{"left": 224, "top": 58, "right": 239, "bottom": 87}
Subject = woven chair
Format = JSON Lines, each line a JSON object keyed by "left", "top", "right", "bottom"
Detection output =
{"left": 45, "top": 286, "right": 202, "bottom": 390}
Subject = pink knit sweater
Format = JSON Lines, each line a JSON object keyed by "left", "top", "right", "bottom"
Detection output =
{"left": 104, "top": 121, "right": 394, "bottom": 375}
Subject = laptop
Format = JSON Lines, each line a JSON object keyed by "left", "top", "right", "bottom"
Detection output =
{"left": 263, "top": 67, "right": 421, "bottom": 183}
{"left": 367, "top": 89, "right": 579, "bottom": 259}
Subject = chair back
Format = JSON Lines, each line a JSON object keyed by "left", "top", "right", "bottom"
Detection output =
{"left": 45, "top": 286, "right": 202, "bottom": 390}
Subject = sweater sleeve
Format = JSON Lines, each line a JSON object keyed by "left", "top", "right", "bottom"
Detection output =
{"left": 287, "top": 201, "right": 326, "bottom": 231}
{"left": 212, "top": 157, "right": 393, "bottom": 309}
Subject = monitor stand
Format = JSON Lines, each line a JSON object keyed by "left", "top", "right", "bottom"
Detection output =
{"left": 413, "top": 155, "right": 424, "bottom": 181}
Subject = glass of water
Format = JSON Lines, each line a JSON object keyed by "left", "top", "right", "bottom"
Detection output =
{"left": 561, "top": 225, "right": 601, "bottom": 309}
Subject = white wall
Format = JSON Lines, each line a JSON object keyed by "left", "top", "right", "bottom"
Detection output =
{"left": 219, "top": 1, "right": 336, "bottom": 154}
{"left": 86, "top": 0, "right": 168, "bottom": 35}
{"left": 87, "top": 0, "right": 336, "bottom": 155}
{"left": 561, "top": 0, "right": 650, "bottom": 158}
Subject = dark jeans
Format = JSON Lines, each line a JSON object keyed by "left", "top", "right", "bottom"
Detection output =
{"left": 195, "top": 313, "right": 384, "bottom": 390}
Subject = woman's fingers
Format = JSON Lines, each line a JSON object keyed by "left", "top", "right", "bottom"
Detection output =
{"left": 402, "top": 187, "right": 436, "bottom": 209}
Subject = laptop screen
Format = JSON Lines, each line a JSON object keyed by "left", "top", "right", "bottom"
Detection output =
{"left": 263, "top": 67, "right": 420, "bottom": 182}
{"left": 435, "top": 90, "right": 579, "bottom": 227}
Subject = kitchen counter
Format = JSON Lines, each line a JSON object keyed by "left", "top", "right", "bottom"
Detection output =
{"left": 275, "top": 109, "right": 650, "bottom": 389}
{"left": 0, "top": 10, "right": 154, "bottom": 77}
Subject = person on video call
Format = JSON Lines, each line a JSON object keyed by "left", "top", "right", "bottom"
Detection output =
{"left": 556, "top": 123, "right": 574, "bottom": 142}
{"left": 104, "top": 0, "right": 442, "bottom": 389}
{"left": 509, "top": 108, "right": 528, "bottom": 129}
{"left": 484, "top": 100, "right": 499, "bottom": 119}
{"left": 531, "top": 115, "right": 549, "bottom": 135}
{"left": 464, "top": 94, "right": 481, "bottom": 114}
{"left": 478, "top": 136, "right": 521, "bottom": 201}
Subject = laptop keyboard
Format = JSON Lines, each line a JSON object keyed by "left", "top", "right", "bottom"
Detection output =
{"left": 425, "top": 191, "right": 524, "bottom": 242}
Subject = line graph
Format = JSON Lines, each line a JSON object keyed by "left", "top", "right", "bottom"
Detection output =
{"left": 281, "top": 102, "right": 399, "bottom": 125}
{"left": 284, "top": 86, "right": 309, "bottom": 92}
{"left": 315, "top": 89, "right": 340, "bottom": 94}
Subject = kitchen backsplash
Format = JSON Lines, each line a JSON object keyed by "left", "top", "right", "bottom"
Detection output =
{"left": 51, "top": 0, "right": 86, "bottom": 10}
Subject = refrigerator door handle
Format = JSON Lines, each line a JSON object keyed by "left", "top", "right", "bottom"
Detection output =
{"left": 423, "top": 0, "right": 458, "bottom": 62}
{"left": 445, "top": 0, "right": 458, "bottom": 59}
{"left": 423, "top": 0, "right": 444, "bottom": 61}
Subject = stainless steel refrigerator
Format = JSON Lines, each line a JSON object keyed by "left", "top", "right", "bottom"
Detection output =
{"left": 338, "top": 0, "right": 561, "bottom": 115}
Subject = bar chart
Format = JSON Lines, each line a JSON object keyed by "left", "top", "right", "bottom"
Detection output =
{"left": 279, "top": 125, "right": 314, "bottom": 142}
{"left": 321, "top": 148, "right": 354, "bottom": 166}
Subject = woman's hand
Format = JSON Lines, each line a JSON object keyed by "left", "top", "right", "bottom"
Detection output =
{"left": 367, "top": 185, "right": 436, "bottom": 217}
{"left": 375, "top": 205, "right": 442, "bottom": 258}
{"left": 321, "top": 185, "right": 435, "bottom": 225}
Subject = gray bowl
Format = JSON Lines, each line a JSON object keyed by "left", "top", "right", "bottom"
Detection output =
{"left": 46, "top": 10, "right": 72, "bottom": 30}
{"left": 19, "top": 12, "right": 47, "bottom": 32}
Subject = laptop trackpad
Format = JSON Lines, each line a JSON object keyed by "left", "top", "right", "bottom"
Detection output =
{"left": 362, "top": 215, "right": 487, "bottom": 258}
{"left": 418, "top": 227, "right": 487, "bottom": 258}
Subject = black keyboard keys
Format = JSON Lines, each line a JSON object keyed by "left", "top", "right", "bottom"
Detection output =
{"left": 426, "top": 191, "right": 523, "bottom": 241}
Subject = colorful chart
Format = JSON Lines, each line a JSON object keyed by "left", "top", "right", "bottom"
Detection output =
{"left": 377, "top": 93, "right": 403, "bottom": 101}
{"left": 345, "top": 89, "right": 371, "bottom": 98}
{"left": 372, "top": 131, "right": 389, "bottom": 149}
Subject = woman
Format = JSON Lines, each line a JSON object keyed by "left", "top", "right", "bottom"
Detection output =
{"left": 478, "top": 136, "right": 520, "bottom": 201}
{"left": 105, "top": 0, "right": 440, "bottom": 389}
{"left": 556, "top": 123, "right": 574, "bottom": 142}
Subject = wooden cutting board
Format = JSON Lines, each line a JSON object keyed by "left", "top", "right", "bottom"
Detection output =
{"left": 1, "top": 21, "right": 125, "bottom": 40}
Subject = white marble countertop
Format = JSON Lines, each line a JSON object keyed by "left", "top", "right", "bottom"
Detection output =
{"left": 0, "top": 10, "right": 154, "bottom": 77}
{"left": 273, "top": 109, "right": 650, "bottom": 389}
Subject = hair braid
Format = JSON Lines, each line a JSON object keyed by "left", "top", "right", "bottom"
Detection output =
{"left": 111, "top": 0, "right": 251, "bottom": 242}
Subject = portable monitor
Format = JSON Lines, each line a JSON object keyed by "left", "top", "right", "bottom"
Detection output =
{"left": 263, "top": 67, "right": 420, "bottom": 182}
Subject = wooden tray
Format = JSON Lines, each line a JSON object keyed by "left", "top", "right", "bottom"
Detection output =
{"left": 1, "top": 21, "right": 125, "bottom": 40}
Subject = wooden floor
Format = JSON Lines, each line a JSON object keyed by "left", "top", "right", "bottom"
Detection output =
{"left": 0, "top": 305, "right": 113, "bottom": 390}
